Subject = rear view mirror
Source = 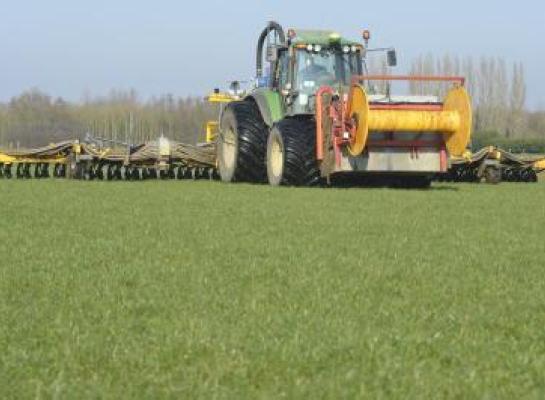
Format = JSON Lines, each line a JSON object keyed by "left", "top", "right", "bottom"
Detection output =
{"left": 387, "top": 49, "right": 397, "bottom": 67}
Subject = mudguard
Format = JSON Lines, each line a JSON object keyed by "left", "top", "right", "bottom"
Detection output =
{"left": 245, "top": 88, "right": 284, "bottom": 127}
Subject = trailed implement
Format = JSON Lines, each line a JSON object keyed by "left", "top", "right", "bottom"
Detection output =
{"left": 0, "top": 138, "right": 218, "bottom": 181}
{"left": 437, "top": 146, "right": 542, "bottom": 184}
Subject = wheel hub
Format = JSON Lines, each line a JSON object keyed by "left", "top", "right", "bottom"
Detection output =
{"left": 270, "top": 135, "right": 284, "bottom": 178}
{"left": 222, "top": 129, "right": 236, "bottom": 169}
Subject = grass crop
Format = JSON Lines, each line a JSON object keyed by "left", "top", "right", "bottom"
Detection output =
{"left": 1, "top": 180, "right": 544, "bottom": 399}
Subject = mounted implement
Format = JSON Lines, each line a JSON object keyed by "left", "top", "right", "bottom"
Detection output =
{"left": 217, "top": 21, "right": 473, "bottom": 187}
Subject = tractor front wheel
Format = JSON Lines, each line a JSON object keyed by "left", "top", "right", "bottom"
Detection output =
{"left": 266, "top": 118, "right": 321, "bottom": 187}
{"left": 218, "top": 100, "right": 268, "bottom": 183}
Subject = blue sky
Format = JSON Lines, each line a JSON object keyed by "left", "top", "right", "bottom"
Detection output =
{"left": 1, "top": 0, "right": 543, "bottom": 108}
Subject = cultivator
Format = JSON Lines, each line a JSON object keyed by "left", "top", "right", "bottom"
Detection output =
{"left": 2, "top": 136, "right": 541, "bottom": 184}
{"left": 0, "top": 137, "right": 218, "bottom": 181}
{"left": 436, "top": 146, "right": 543, "bottom": 184}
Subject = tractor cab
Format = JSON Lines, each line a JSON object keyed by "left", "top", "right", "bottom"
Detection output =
{"left": 260, "top": 28, "right": 365, "bottom": 115}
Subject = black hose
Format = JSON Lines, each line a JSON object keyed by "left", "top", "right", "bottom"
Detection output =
{"left": 256, "top": 21, "right": 286, "bottom": 79}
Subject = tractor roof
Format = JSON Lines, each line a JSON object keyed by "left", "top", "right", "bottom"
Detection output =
{"left": 289, "top": 29, "right": 361, "bottom": 48}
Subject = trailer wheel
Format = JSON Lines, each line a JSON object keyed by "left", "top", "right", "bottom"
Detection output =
{"left": 484, "top": 166, "right": 501, "bottom": 184}
{"left": 107, "top": 164, "right": 115, "bottom": 181}
{"left": 266, "top": 118, "right": 321, "bottom": 187}
{"left": 41, "top": 163, "right": 49, "bottom": 178}
{"left": 4, "top": 164, "right": 12, "bottom": 179}
{"left": 24, "top": 164, "right": 32, "bottom": 179}
{"left": 183, "top": 167, "right": 193, "bottom": 179}
{"left": 1, "top": 164, "right": 8, "bottom": 179}
{"left": 131, "top": 168, "right": 140, "bottom": 180}
{"left": 34, "top": 163, "right": 42, "bottom": 178}
{"left": 82, "top": 164, "right": 95, "bottom": 181}
{"left": 528, "top": 169, "right": 538, "bottom": 183}
{"left": 218, "top": 100, "right": 268, "bottom": 183}
{"left": 54, "top": 164, "right": 66, "bottom": 178}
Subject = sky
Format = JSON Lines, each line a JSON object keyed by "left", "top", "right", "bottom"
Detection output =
{"left": 1, "top": 0, "right": 544, "bottom": 108}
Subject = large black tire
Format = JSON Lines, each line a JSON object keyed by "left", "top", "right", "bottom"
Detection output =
{"left": 266, "top": 118, "right": 321, "bottom": 187}
{"left": 483, "top": 166, "right": 502, "bottom": 184}
{"left": 528, "top": 169, "right": 538, "bottom": 183}
{"left": 218, "top": 100, "right": 268, "bottom": 183}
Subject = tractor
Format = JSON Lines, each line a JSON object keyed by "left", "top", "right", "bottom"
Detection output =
{"left": 217, "top": 21, "right": 472, "bottom": 187}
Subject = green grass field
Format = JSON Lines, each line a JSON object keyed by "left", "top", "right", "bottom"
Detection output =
{"left": 1, "top": 180, "right": 544, "bottom": 399}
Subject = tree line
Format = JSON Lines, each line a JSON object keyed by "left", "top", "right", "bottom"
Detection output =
{"left": 1, "top": 54, "right": 544, "bottom": 149}
{"left": 406, "top": 54, "right": 543, "bottom": 138}
{"left": 0, "top": 89, "right": 218, "bottom": 148}
{"left": 368, "top": 53, "right": 544, "bottom": 146}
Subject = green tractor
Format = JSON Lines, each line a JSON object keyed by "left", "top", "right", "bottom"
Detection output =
{"left": 217, "top": 21, "right": 472, "bottom": 187}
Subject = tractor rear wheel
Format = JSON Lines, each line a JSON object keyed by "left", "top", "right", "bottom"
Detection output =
{"left": 218, "top": 100, "right": 268, "bottom": 183}
{"left": 266, "top": 118, "right": 321, "bottom": 187}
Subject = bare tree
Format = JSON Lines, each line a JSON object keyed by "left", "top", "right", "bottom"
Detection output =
{"left": 509, "top": 62, "right": 527, "bottom": 137}
{"left": 408, "top": 54, "right": 534, "bottom": 137}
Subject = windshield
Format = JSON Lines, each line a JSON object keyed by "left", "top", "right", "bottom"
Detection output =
{"left": 295, "top": 49, "right": 361, "bottom": 96}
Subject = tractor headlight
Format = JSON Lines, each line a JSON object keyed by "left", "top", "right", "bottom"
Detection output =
{"left": 314, "top": 45, "right": 322, "bottom": 52}
{"left": 307, "top": 44, "right": 313, "bottom": 52}
{"left": 343, "top": 46, "right": 350, "bottom": 53}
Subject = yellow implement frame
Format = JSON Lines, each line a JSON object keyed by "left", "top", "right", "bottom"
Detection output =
{"left": 204, "top": 92, "right": 238, "bottom": 143}
{"left": 534, "top": 158, "right": 545, "bottom": 172}
{"left": 0, "top": 152, "right": 15, "bottom": 164}
{"left": 206, "top": 122, "right": 219, "bottom": 143}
